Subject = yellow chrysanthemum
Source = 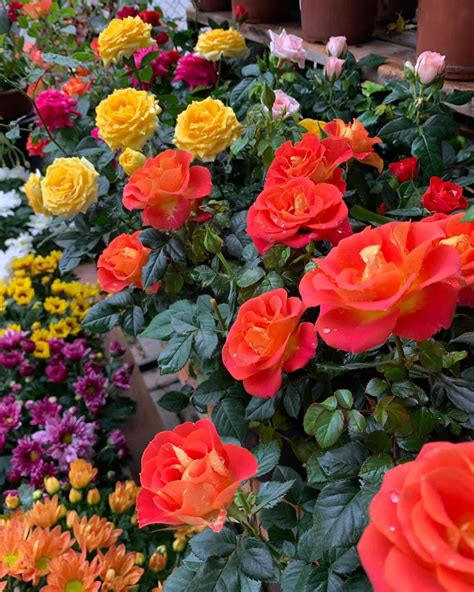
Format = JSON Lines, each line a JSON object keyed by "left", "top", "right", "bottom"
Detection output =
{"left": 12, "top": 254, "right": 34, "bottom": 272}
{"left": 98, "top": 16, "right": 153, "bottom": 68}
{"left": 70, "top": 298, "right": 90, "bottom": 319}
{"left": 195, "top": 28, "right": 247, "bottom": 62}
{"left": 174, "top": 97, "right": 242, "bottom": 162}
{"left": 31, "top": 252, "right": 61, "bottom": 276}
{"left": 43, "top": 297, "right": 69, "bottom": 316}
{"left": 96, "top": 88, "right": 161, "bottom": 151}
{"left": 33, "top": 341, "right": 50, "bottom": 358}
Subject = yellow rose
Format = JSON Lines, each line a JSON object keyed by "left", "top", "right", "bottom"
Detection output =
{"left": 299, "top": 118, "right": 327, "bottom": 137}
{"left": 96, "top": 88, "right": 161, "bottom": 151}
{"left": 98, "top": 16, "right": 153, "bottom": 68}
{"left": 174, "top": 97, "right": 242, "bottom": 162}
{"left": 119, "top": 147, "right": 147, "bottom": 175}
{"left": 23, "top": 172, "right": 47, "bottom": 214}
{"left": 41, "top": 157, "right": 99, "bottom": 217}
{"left": 195, "top": 28, "right": 247, "bottom": 62}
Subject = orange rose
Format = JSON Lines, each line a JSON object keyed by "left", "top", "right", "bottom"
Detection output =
{"left": 62, "top": 76, "right": 92, "bottom": 97}
{"left": 97, "top": 231, "right": 152, "bottom": 294}
{"left": 299, "top": 220, "right": 461, "bottom": 353}
{"left": 23, "top": 0, "right": 52, "bottom": 18}
{"left": 222, "top": 289, "right": 317, "bottom": 398}
{"left": 324, "top": 118, "right": 383, "bottom": 173}
{"left": 265, "top": 133, "right": 352, "bottom": 193}
{"left": 359, "top": 442, "right": 474, "bottom": 591}
{"left": 137, "top": 419, "right": 258, "bottom": 532}
{"left": 247, "top": 178, "right": 351, "bottom": 253}
{"left": 122, "top": 149, "right": 212, "bottom": 230}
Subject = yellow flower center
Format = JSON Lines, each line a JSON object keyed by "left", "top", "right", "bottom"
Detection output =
{"left": 65, "top": 581, "right": 84, "bottom": 592}
{"left": 360, "top": 245, "right": 385, "bottom": 282}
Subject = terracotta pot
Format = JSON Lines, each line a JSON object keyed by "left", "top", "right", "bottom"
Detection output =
{"left": 301, "top": 0, "right": 378, "bottom": 44}
{"left": 196, "top": 0, "right": 230, "bottom": 10}
{"left": 0, "top": 89, "right": 33, "bottom": 123}
{"left": 417, "top": 0, "right": 474, "bottom": 80}
{"left": 377, "top": 0, "right": 417, "bottom": 20}
{"left": 231, "top": 0, "right": 293, "bottom": 23}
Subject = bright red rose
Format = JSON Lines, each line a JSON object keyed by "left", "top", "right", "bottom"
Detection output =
{"left": 233, "top": 5, "right": 248, "bottom": 21}
{"left": 247, "top": 178, "right": 351, "bottom": 253}
{"left": 97, "top": 231, "right": 152, "bottom": 293}
{"left": 7, "top": 0, "right": 22, "bottom": 21}
{"left": 138, "top": 9, "right": 161, "bottom": 26}
{"left": 116, "top": 6, "right": 138, "bottom": 18}
{"left": 265, "top": 134, "right": 352, "bottom": 194}
{"left": 424, "top": 212, "right": 474, "bottom": 306}
{"left": 359, "top": 442, "right": 474, "bottom": 592}
{"left": 222, "top": 289, "right": 317, "bottom": 398}
{"left": 324, "top": 118, "right": 383, "bottom": 173}
{"left": 137, "top": 419, "right": 258, "bottom": 532}
{"left": 26, "top": 135, "right": 49, "bottom": 157}
{"left": 123, "top": 149, "right": 213, "bottom": 230}
{"left": 299, "top": 221, "right": 461, "bottom": 353}
{"left": 422, "top": 176, "right": 468, "bottom": 214}
{"left": 154, "top": 31, "right": 169, "bottom": 45}
{"left": 388, "top": 156, "right": 419, "bottom": 183}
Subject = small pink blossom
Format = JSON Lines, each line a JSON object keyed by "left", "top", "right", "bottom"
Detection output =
{"left": 268, "top": 29, "right": 306, "bottom": 69}
{"left": 272, "top": 89, "right": 300, "bottom": 120}
{"left": 415, "top": 51, "right": 446, "bottom": 85}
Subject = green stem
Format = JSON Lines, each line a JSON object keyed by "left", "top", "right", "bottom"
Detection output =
{"left": 216, "top": 251, "right": 233, "bottom": 277}
{"left": 393, "top": 335, "right": 406, "bottom": 365}
{"left": 210, "top": 298, "right": 227, "bottom": 331}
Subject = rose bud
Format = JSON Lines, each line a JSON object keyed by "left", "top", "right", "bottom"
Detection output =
{"left": 414, "top": 51, "right": 446, "bottom": 85}
{"left": 326, "top": 36, "right": 347, "bottom": 58}
{"left": 325, "top": 57, "right": 345, "bottom": 81}
{"left": 388, "top": 157, "right": 419, "bottom": 183}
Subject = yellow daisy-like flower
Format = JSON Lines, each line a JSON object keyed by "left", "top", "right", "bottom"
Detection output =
{"left": 98, "top": 16, "right": 153, "bottom": 68}
{"left": 195, "top": 28, "right": 247, "bottom": 62}
{"left": 23, "top": 172, "right": 47, "bottom": 214}
{"left": 33, "top": 340, "right": 50, "bottom": 359}
{"left": 70, "top": 298, "right": 90, "bottom": 319}
{"left": 32, "top": 328, "right": 50, "bottom": 342}
{"left": 96, "top": 88, "right": 161, "bottom": 152}
{"left": 48, "top": 319, "right": 71, "bottom": 339}
{"left": 11, "top": 254, "right": 34, "bottom": 272}
{"left": 119, "top": 147, "right": 147, "bottom": 175}
{"left": 43, "top": 297, "right": 68, "bottom": 316}
{"left": 174, "top": 97, "right": 242, "bottom": 162}
{"left": 31, "top": 252, "right": 61, "bottom": 276}
{"left": 0, "top": 294, "right": 6, "bottom": 313}
{"left": 11, "top": 283, "right": 35, "bottom": 306}
{"left": 62, "top": 316, "right": 81, "bottom": 335}
{"left": 0, "top": 323, "right": 22, "bottom": 335}
{"left": 41, "top": 157, "right": 99, "bottom": 217}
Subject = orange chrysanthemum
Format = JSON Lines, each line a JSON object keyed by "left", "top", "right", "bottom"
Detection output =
{"left": 108, "top": 481, "right": 140, "bottom": 515}
{"left": 72, "top": 514, "right": 122, "bottom": 553}
{"left": 0, "top": 516, "right": 29, "bottom": 578}
{"left": 27, "top": 495, "right": 66, "bottom": 528}
{"left": 19, "top": 526, "right": 73, "bottom": 585}
{"left": 0, "top": 581, "right": 6, "bottom": 591}
{"left": 68, "top": 459, "right": 98, "bottom": 489}
{"left": 41, "top": 550, "right": 101, "bottom": 592}
{"left": 99, "top": 544, "right": 144, "bottom": 591}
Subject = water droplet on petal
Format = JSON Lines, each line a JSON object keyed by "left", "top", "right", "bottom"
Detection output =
{"left": 322, "top": 327, "right": 331, "bottom": 334}
{"left": 390, "top": 492, "right": 400, "bottom": 504}
{"left": 388, "top": 526, "right": 396, "bottom": 532}
{"left": 448, "top": 559, "right": 456, "bottom": 567}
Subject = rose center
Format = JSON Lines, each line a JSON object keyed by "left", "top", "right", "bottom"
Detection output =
{"left": 359, "top": 245, "right": 386, "bottom": 282}
{"left": 245, "top": 325, "right": 271, "bottom": 355}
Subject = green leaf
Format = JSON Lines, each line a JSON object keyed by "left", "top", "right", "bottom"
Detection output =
{"left": 350, "top": 205, "right": 391, "bottom": 225}
{"left": 365, "top": 378, "right": 389, "bottom": 398}
{"left": 140, "top": 310, "right": 173, "bottom": 339}
{"left": 412, "top": 132, "right": 444, "bottom": 178}
{"left": 245, "top": 397, "right": 276, "bottom": 421}
{"left": 41, "top": 52, "right": 81, "bottom": 68}
{"left": 193, "top": 372, "right": 232, "bottom": 406}
{"left": 433, "top": 374, "right": 474, "bottom": 414}
{"left": 237, "top": 267, "right": 265, "bottom": 288}
{"left": 252, "top": 441, "right": 281, "bottom": 477}
{"left": 359, "top": 454, "right": 394, "bottom": 484}
{"left": 122, "top": 306, "right": 144, "bottom": 336}
{"left": 238, "top": 538, "right": 279, "bottom": 582}
{"left": 304, "top": 404, "right": 324, "bottom": 435}
{"left": 422, "top": 114, "right": 457, "bottom": 140}
{"left": 281, "top": 561, "right": 313, "bottom": 592}
{"left": 190, "top": 528, "right": 238, "bottom": 561}
{"left": 461, "top": 206, "right": 474, "bottom": 222}
{"left": 379, "top": 117, "right": 417, "bottom": 146}
{"left": 418, "top": 339, "right": 445, "bottom": 372}
{"left": 158, "top": 391, "right": 189, "bottom": 413}
{"left": 212, "top": 399, "right": 248, "bottom": 441}
{"left": 358, "top": 54, "right": 386, "bottom": 69}
{"left": 314, "top": 410, "right": 345, "bottom": 448}
{"left": 346, "top": 410, "right": 367, "bottom": 433}
{"left": 141, "top": 249, "right": 167, "bottom": 289}
{"left": 194, "top": 329, "right": 218, "bottom": 359}
{"left": 82, "top": 301, "right": 119, "bottom": 333}
{"left": 334, "top": 389, "right": 353, "bottom": 409}
{"left": 255, "top": 480, "right": 295, "bottom": 511}
{"left": 441, "top": 89, "right": 474, "bottom": 105}
{"left": 158, "top": 334, "right": 193, "bottom": 375}
{"left": 318, "top": 442, "right": 368, "bottom": 481}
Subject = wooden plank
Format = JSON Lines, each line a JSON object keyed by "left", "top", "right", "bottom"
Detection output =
{"left": 187, "top": 8, "right": 473, "bottom": 118}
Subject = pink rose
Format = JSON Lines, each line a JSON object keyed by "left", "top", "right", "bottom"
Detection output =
{"left": 35, "top": 89, "right": 80, "bottom": 131}
{"left": 173, "top": 53, "right": 217, "bottom": 90}
{"left": 415, "top": 51, "right": 446, "bottom": 85}
{"left": 326, "top": 36, "right": 347, "bottom": 58}
{"left": 325, "top": 57, "right": 345, "bottom": 81}
{"left": 271, "top": 89, "right": 300, "bottom": 120}
{"left": 268, "top": 29, "right": 306, "bottom": 69}
{"left": 130, "top": 47, "right": 180, "bottom": 89}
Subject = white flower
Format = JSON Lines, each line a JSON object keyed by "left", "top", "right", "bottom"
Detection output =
{"left": 0, "top": 166, "right": 30, "bottom": 182}
{"left": 0, "top": 249, "right": 14, "bottom": 282}
{"left": 5, "top": 232, "right": 34, "bottom": 259}
{"left": 27, "top": 213, "right": 53, "bottom": 236}
{"left": 0, "top": 190, "right": 22, "bottom": 218}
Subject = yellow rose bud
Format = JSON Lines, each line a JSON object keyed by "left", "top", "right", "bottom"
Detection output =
{"left": 23, "top": 171, "right": 47, "bottom": 214}
{"left": 59, "top": 504, "right": 67, "bottom": 519}
{"left": 299, "top": 118, "right": 327, "bottom": 137}
{"left": 5, "top": 494, "right": 20, "bottom": 510}
{"left": 32, "top": 322, "right": 41, "bottom": 330}
{"left": 69, "top": 488, "right": 83, "bottom": 504}
{"left": 149, "top": 547, "right": 168, "bottom": 573}
{"left": 66, "top": 510, "right": 78, "bottom": 529}
{"left": 172, "top": 537, "right": 187, "bottom": 553}
{"left": 68, "top": 459, "right": 98, "bottom": 489}
{"left": 174, "top": 97, "right": 242, "bottom": 162}
{"left": 96, "top": 88, "right": 161, "bottom": 152}
{"left": 44, "top": 476, "right": 61, "bottom": 495}
{"left": 134, "top": 552, "right": 145, "bottom": 566}
{"left": 41, "top": 157, "right": 99, "bottom": 217}
{"left": 195, "top": 28, "right": 247, "bottom": 61}
{"left": 119, "top": 148, "right": 147, "bottom": 175}
{"left": 87, "top": 488, "right": 101, "bottom": 505}
{"left": 98, "top": 16, "right": 153, "bottom": 68}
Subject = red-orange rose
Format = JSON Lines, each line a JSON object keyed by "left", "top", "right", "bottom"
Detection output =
{"left": 247, "top": 178, "right": 351, "bottom": 253}
{"left": 424, "top": 212, "right": 474, "bottom": 306}
{"left": 388, "top": 156, "right": 419, "bottom": 183}
{"left": 264, "top": 133, "right": 352, "bottom": 193}
{"left": 222, "top": 289, "right": 317, "bottom": 398}
{"left": 137, "top": 419, "right": 258, "bottom": 532}
{"left": 422, "top": 176, "right": 468, "bottom": 214}
{"left": 123, "top": 149, "right": 212, "bottom": 230}
{"left": 299, "top": 221, "right": 461, "bottom": 353}
{"left": 358, "top": 442, "right": 474, "bottom": 592}
{"left": 324, "top": 118, "right": 383, "bottom": 173}
{"left": 97, "top": 231, "right": 151, "bottom": 293}
{"left": 62, "top": 76, "right": 92, "bottom": 98}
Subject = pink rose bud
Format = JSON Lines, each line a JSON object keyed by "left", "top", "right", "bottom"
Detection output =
{"left": 326, "top": 36, "right": 347, "bottom": 58}
{"left": 268, "top": 29, "right": 307, "bottom": 69}
{"left": 325, "top": 57, "right": 345, "bottom": 81}
{"left": 414, "top": 51, "right": 446, "bottom": 85}
{"left": 271, "top": 89, "right": 300, "bottom": 120}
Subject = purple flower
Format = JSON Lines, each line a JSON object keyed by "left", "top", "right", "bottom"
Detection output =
{"left": 0, "top": 330, "right": 27, "bottom": 351}
{"left": 48, "top": 339, "right": 65, "bottom": 355}
{"left": 33, "top": 412, "right": 96, "bottom": 469}
{"left": 62, "top": 339, "right": 91, "bottom": 362}
{"left": 45, "top": 361, "right": 68, "bottom": 383}
{"left": 20, "top": 339, "right": 35, "bottom": 354}
{"left": 84, "top": 359, "right": 102, "bottom": 375}
{"left": 108, "top": 429, "right": 129, "bottom": 460}
{"left": 7, "top": 436, "right": 56, "bottom": 487}
{"left": 0, "top": 431, "right": 6, "bottom": 454}
{"left": 0, "top": 396, "right": 22, "bottom": 433}
{"left": 19, "top": 361, "right": 36, "bottom": 377}
{"left": 26, "top": 398, "right": 62, "bottom": 426}
{"left": 73, "top": 372, "right": 108, "bottom": 415}
{"left": 109, "top": 341, "right": 126, "bottom": 357}
{"left": 0, "top": 351, "right": 24, "bottom": 368}
{"left": 112, "top": 363, "right": 134, "bottom": 390}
